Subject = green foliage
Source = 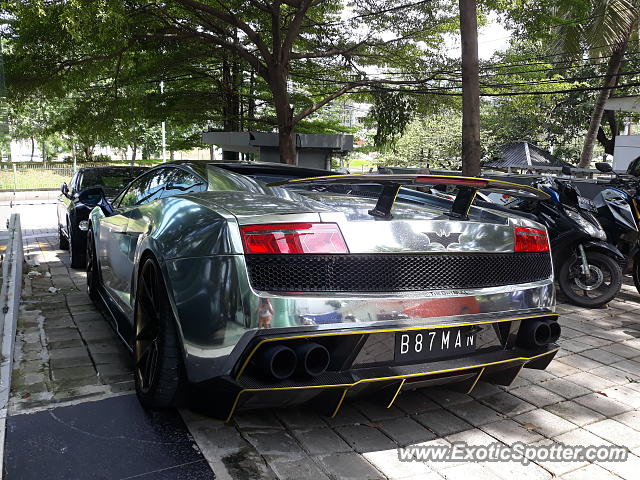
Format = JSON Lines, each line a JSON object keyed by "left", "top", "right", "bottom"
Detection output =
{"left": 367, "top": 90, "right": 417, "bottom": 148}
{"left": 375, "top": 112, "right": 463, "bottom": 169}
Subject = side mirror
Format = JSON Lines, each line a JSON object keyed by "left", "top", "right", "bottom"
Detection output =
{"left": 561, "top": 165, "right": 572, "bottom": 176}
{"left": 78, "top": 187, "right": 114, "bottom": 216}
{"left": 61, "top": 183, "right": 69, "bottom": 197}
{"left": 595, "top": 162, "right": 613, "bottom": 173}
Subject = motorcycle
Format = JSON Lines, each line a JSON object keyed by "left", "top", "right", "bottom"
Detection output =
{"left": 486, "top": 168, "right": 625, "bottom": 308}
{"left": 593, "top": 161, "right": 640, "bottom": 292}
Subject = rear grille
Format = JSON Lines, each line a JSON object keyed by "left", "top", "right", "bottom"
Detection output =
{"left": 245, "top": 252, "right": 552, "bottom": 293}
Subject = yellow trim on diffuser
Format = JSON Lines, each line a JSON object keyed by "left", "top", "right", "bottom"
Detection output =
{"left": 224, "top": 347, "right": 559, "bottom": 422}
{"left": 235, "top": 313, "right": 557, "bottom": 379}
{"left": 331, "top": 389, "right": 349, "bottom": 418}
{"left": 387, "top": 379, "right": 406, "bottom": 408}
{"left": 466, "top": 367, "right": 485, "bottom": 394}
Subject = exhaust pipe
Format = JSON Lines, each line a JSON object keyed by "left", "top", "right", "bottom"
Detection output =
{"left": 294, "top": 342, "right": 330, "bottom": 377}
{"left": 254, "top": 345, "right": 297, "bottom": 380}
{"left": 546, "top": 320, "right": 561, "bottom": 343}
{"left": 517, "top": 320, "right": 552, "bottom": 348}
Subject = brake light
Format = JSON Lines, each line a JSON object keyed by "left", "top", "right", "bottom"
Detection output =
{"left": 514, "top": 226, "right": 550, "bottom": 252}
{"left": 415, "top": 177, "right": 489, "bottom": 187}
{"left": 240, "top": 223, "right": 349, "bottom": 254}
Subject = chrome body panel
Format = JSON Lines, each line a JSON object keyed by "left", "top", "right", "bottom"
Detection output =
{"left": 165, "top": 252, "right": 554, "bottom": 381}
{"left": 88, "top": 164, "right": 556, "bottom": 385}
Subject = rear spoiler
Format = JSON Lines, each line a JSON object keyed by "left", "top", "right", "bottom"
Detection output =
{"left": 268, "top": 174, "right": 549, "bottom": 220}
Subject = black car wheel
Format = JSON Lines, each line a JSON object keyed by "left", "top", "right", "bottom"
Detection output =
{"left": 68, "top": 219, "right": 86, "bottom": 269}
{"left": 58, "top": 224, "right": 69, "bottom": 250}
{"left": 134, "top": 258, "right": 187, "bottom": 408}
{"left": 86, "top": 229, "right": 100, "bottom": 301}
{"left": 558, "top": 251, "right": 622, "bottom": 308}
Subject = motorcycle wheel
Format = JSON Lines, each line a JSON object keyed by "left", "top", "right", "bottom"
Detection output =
{"left": 558, "top": 251, "right": 622, "bottom": 308}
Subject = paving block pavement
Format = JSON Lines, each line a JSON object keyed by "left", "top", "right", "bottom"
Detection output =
{"left": 8, "top": 230, "right": 640, "bottom": 480}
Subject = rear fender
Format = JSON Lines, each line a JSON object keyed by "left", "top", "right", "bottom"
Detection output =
{"left": 130, "top": 240, "right": 190, "bottom": 366}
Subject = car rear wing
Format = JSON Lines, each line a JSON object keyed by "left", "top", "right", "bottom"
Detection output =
{"left": 268, "top": 174, "right": 549, "bottom": 220}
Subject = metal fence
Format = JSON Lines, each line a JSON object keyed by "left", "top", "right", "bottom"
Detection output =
{"left": 0, "top": 161, "right": 163, "bottom": 192}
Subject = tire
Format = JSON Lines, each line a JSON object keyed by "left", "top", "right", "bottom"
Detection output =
{"left": 86, "top": 229, "right": 100, "bottom": 302}
{"left": 68, "top": 219, "right": 86, "bottom": 269}
{"left": 558, "top": 251, "right": 623, "bottom": 308}
{"left": 133, "top": 258, "right": 187, "bottom": 408}
{"left": 632, "top": 254, "right": 640, "bottom": 295}
{"left": 58, "top": 223, "right": 69, "bottom": 250}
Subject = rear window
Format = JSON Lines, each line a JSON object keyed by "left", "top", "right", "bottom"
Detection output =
{"left": 78, "top": 168, "right": 147, "bottom": 196}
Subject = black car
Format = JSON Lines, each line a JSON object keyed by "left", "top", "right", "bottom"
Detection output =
{"left": 57, "top": 166, "right": 148, "bottom": 268}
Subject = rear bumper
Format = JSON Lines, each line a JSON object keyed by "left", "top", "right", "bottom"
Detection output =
{"left": 166, "top": 253, "right": 556, "bottom": 382}
{"left": 188, "top": 309, "right": 559, "bottom": 420}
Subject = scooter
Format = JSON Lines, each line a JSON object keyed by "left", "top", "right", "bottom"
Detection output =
{"left": 593, "top": 161, "right": 640, "bottom": 292}
{"left": 494, "top": 169, "right": 625, "bottom": 308}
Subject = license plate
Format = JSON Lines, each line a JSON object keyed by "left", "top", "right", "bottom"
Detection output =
{"left": 395, "top": 327, "right": 476, "bottom": 362}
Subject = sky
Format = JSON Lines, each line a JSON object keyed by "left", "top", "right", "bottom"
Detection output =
{"left": 445, "top": 13, "right": 512, "bottom": 60}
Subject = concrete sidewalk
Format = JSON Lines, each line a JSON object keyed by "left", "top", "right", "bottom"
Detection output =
{"left": 5, "top": 230, "right": 640, "bottom": 479}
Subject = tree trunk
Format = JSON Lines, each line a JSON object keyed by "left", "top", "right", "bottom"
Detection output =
{"left": 579, "top": 44, "right": 628, "bottom": 168}
{"left": 596, "top": 111, "right": 619, "bottom": 155}
{"left": 41, "top": 138, "right": 46, "bottom": 164}
{"left": 459, "top": 0, "right": 481, "bottom": 177}
{"left": 272, "top": 87, "right": 297, "bottom": 164}
{"left": 278, "top": 126, "right": 297, "bottom": 165}
{"left": 30, "top": 137, "right": 35, "bottom": 161}
{"left": 269, "top": 59, "right": 297, "bottom": 164}
{"left": 131, "top": 143, "right": 137, "bottom": 166}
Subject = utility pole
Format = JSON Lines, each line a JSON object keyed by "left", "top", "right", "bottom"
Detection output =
{"left": 459, "top": 0, "right": 481, "bottom": 177}
{"left": 160, "top": 81, "right": 167, "bottom": 163}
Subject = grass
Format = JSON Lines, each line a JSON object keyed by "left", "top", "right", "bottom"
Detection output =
{"left": 0, "top": 168, "right": 74, "bottom": 191}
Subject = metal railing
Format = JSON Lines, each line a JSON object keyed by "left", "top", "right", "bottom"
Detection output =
{"left": 0, "top": 161, "right": 166, "bottom": 192}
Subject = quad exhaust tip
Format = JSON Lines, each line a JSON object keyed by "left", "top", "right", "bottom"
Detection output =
{"left": 255, "top": 344, "right": 297, "bottom": 380}
{"left": 517, "top": 319, "right": 561, "bottom": 348}
{"left": 254, "top": 342, "right": 331, "bottom": 380}
{"left": 295, "top": 342, "right": 330, "bottom": 377}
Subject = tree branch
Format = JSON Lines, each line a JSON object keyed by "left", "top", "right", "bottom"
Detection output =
{"left": 281, "top": 0, "right": 314, "bottom": 63}
{"left": 172, "top": 0, "right": 272, "bottom": 61}
{"left": 294, "top": 82, "right": 363, "bottom": 123}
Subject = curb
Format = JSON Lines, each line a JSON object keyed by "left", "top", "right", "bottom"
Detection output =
{"left": 0, "top": 214, "right": 23, "bottom": 478}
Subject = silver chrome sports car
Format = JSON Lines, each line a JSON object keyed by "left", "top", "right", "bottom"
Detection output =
{"left": 83, "top": 161, "right": 559, "bottom": 419}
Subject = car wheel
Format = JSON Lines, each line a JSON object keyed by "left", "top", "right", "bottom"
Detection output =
{"left": 68, "top": 219, "right": 86, "bottom": 269}
{"left": 134, "top": 258, "right": 187, "bottom": 408}
{"left": 58, "top": 224, "right": 69, "bottom": 250}
{"left": 86, "top": 229, "right": 100, "bottom": 302}
{"left": 558, "top": 251, "right": 622, "bottom": 308}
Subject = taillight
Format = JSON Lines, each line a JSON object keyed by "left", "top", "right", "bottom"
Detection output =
{"left": 514, "top": 226, "right": 550, "bottom": 252}
{"left": 240, "top": 223, "right": 349, "bottom": 254}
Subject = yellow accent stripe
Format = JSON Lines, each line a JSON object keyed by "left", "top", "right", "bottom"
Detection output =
{"left": 387, "top": 379, "right": 406, "bottom": 408}
{"left": 467, "top": 191, "right": 478, "bottom": 215}
{"left": 235, "top": 313, "right": 557, "bottom": 379}
{"left": 331, "top": 389, "right": 349, "bottom": 418}
{"left": 466, "top": 367, "right": 485, "bottom": 394}
{"left": 273, "top": 174, "right": 549, "bottom": 199}
{"left": 224, "top": 347, "right": 559, "bottom": 421}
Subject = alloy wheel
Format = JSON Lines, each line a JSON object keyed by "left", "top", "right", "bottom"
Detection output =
{"left": 135, "top": 261, "right": 161, "bottom": 394}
